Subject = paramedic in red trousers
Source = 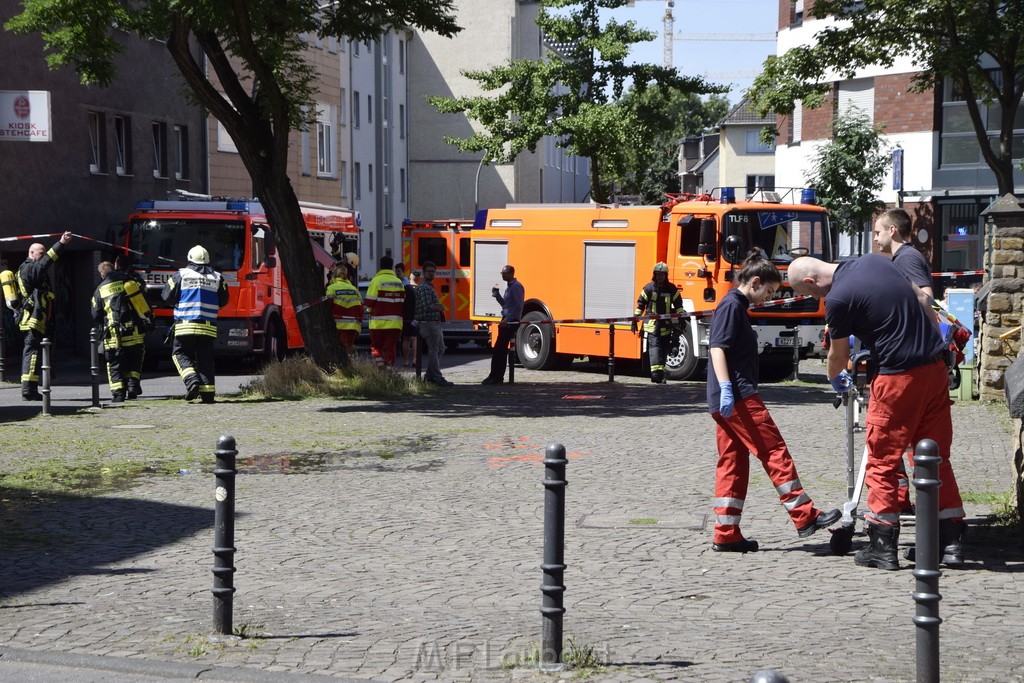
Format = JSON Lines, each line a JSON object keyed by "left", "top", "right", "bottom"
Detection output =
{"left": 16, "top": 231, "right": 72, "bottom": 400}
{"left": 325, "top": 262, "right": 362, "bottom": 354}
{"left": 707, "top": 251, "right": 840, "bottom": 553}
{"left": 161, "top": 245, "right": 229, "bottom": 403}
{"left": 364, "top": 255, "right": 405, "bottom": 368}
{"left": 789, "top": 255, "right": 966, "bottom": 570}
{"left": 481, "top": 265, "right": 524, "bottom": 385}
{"left": 873, "top": 207, "right": 938, "bottom": 514}
{"left": 632, "top": 262, "right": 682, "bottom": 384}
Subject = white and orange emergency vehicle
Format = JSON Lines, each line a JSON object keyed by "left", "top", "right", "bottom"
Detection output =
{"left": 401, "top": 217, "right": 489, "bottom": 345}
{"left": 469, "top": 189, "right": 835, "bottom": 380}
{"left": 123, "top": 197, "right": 358, "bottom": 360}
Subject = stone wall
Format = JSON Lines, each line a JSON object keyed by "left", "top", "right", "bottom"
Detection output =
{"left": 979, "top": 196, "right": 1024, "bottom": 402}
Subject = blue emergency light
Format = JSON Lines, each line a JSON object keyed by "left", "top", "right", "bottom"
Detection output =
{"left": 801, "top": 188, "right": 817, "bottom": 205}
{"left": 720, "top": 187, "right": 736, "bottom": 204}
{"left": 226, "top": 201, "right": 250, "bottom": 211}
{"left": 135, "top": 200, "right": 155, "bottom": 209}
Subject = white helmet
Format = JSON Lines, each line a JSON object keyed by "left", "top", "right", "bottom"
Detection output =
{"left": 187, "top": 245, "right": 210, "bottom": 265}
{"left": 345, "top": 252, "right": 360, "bottom": 268}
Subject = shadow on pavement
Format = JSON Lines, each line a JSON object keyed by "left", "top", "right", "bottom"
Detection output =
{"left": 0, "top": 494, "right": 212, "bottom": 597}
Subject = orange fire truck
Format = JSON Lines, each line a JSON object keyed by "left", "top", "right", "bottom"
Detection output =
{"left": 401, "top": 217, "right": 490, "bottom": 345}
{"left": 469, "top": 189, "right": 834, "bottom": 380}
{"left": 123, "top": 197, "right": 358, "bottom": 360}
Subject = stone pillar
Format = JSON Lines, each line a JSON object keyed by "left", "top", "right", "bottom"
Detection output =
{"left": 979, "top": 194, "right": 1024, "bottom": 402}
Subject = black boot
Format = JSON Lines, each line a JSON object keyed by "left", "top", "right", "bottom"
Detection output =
{"left": 939, "top": 519, "right": 967, "bottom": 567}
{"left": 651, "top": 370, "right": 666, "bottom": 384}
{"left": 854, "top": 522, "right": 900, "bottom": 570}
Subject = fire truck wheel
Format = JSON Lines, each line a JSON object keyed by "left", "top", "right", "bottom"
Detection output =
{"left": 664, "top": 330, "right": 699, "bottom": 381}
{"left": 517, "top": 311, "right": 568, "bottom": 370}
{"left": 263, "top": 315, "right": 286, "bottom": 363}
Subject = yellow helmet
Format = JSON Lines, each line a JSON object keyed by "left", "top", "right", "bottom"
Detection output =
{"left": 653, "top": 262, "right": 669, "bottom": 274}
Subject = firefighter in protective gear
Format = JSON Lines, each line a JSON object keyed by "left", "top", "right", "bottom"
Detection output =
{"left": 16, "top": 231, "right": 73, "bottom": 400}
{"left": 115, "top": 254, "right": 151, "bottom": 397}
{"left": 91, "top": 261, "right": 153, "bottom": 403}
{"left": 162, "top": 245, "right": 229, "bottom": 403}
{"left": 364, "top": 255, "right": 405, "bottom": 367}
{"left": 326, "top": 262, "right": 363, "bottom": 353}
{"left": 633, "top": 262, "right": 682, "bottom": 384}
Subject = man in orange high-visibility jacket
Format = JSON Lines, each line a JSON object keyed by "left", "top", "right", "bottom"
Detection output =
{"left": 364, "top": 255, "right": 405, "bottom": 367}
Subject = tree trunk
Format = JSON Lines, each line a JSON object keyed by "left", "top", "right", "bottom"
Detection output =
{"left": 255, "top": 176, "right": 347, "bottom": 371}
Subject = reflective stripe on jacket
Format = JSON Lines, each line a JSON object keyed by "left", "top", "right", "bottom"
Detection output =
{"left": 635, "top": 281, "right": 682, "bottom": 335}
{"left": 163, "top": 264, "right": 228, "bottom": 338}
{"left": 91, "top": 275, "right": 151, "bottom": 350}
{"left": 16, "top": 242, "right": 63, "bottom": 333}
{"left": 365, "top": 270, "right": 405, "bottom": 331}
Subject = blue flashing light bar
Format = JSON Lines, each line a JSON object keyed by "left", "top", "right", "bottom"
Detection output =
{"left": 135, "top": 200, "right": 155, "bottom": 209}
{"left": 226, "top": 201, "right": 250, "bottom": 211}
{"left": 720, "top": 187, "right": 736, "bottom": 204}
{"left": 801, "top": 188, "right": 817, "bottom": 205}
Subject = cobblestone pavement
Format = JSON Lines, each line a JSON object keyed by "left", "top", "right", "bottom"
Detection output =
{"left": 1, "top": 358, "right": 1022, "bottom": 682}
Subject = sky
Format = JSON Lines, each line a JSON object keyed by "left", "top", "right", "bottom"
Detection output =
{"left": 601, "top": 0, "right": 779, "bottom": 104}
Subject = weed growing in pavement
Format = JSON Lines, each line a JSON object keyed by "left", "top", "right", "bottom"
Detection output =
{"left": 0, "top": 455, "right": 195, "bottom": 500}
{"left": 232, "top": 621, "right": 265, "bottom": 639}
{"left": 239, "top": 355, "right": 429, "bottom": 400}
{"left": 563, "top": 639, "right": 607, "bottom": 677}
{"left": 629, "top": 517, "right": 658, "bottom": 525}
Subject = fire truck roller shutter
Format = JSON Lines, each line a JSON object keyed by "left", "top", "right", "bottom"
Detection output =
{"left": 472, "top": 240, "right": 508, "bottom": 319}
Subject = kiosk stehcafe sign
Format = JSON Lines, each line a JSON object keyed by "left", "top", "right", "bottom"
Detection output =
{"left": 1, "top": 90, "right": 51, "bottom": 141}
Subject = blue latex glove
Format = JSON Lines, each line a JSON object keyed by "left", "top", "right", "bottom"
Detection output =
{"left": 719, "top": 380, "right": 735, "bottom": 418}
{"left": 829, "top": 369, "right": 852, "bottom": 394}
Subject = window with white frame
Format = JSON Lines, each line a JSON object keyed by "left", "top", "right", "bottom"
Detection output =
{"left": 791, "top": 100, "right": 803, "bottom": 144}
{"left": 114, "top": 115, "right": 130, "bottom": 175}
{"left": 316, "top": 103, "right": 335, "bottom": 177}
{"left": 746, "top": 174, "right": 775, "bottom": 196}
{"left": 745, "top": 130, "right": 775, "bottom": 154}
{"left": 217, "top": 120, "right": 238, "bottom": 153}
{"left": 88, "top": 111, "right": 105, "bottom": 173}
{"left": 838, "top": 78, "right": 875, "bottom": 122}
{"left": 174, "top": 124, "right": 189, "bottom": 180}
{"left": 152, "top": 121, "right": 168, "bottom": 178}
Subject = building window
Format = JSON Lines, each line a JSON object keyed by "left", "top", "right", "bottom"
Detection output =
{"left": 791, "top": 100, "right": 803, "bottom": 144}
{"left": 368, "top": 94, "right": 373, "bottom": 123}
{"left": 152, "top": 121, "right": 168, "bottom": 178}
{"left": 838, "top": 78, "right": 875, "bottom": 122}
{"left": 114, "top": 115, "right": 131, "bottom": 175}
{"left": 353, "top": 91, "right": 360, "bottom": 128}
{"left": 353, "top": 40, "right": 359, "bottom": 56}
{"left": 368, "top": 163, "right": 374, "bottom": 192}
{"left": 790, "top": 0, "right": 803, "bottom": 27}
{"left": 217, "top": 120, "right": 238, "bottom": 153}
{"left": 88, "top": 111, "right": 105, "bottom": 173}
{"left": 399, "top": 104, "right": 406, "bottom": 138}
{"left": 746, "top": 174, "right": 775, "bottom": 196}
{"left": 341, "top": 160, "right": 347, "bottom": 197}
{"left": 745, "top": 130, "right": 775, "bottom": 154}
{"left": 400, "top": 168, "right": 406, "bottom": 202}
{"left": 399, "top": 39, "right": 405, "bottom": 74}
{"left": 354, "top": 162, "right": 361, "bottom": 199}
{"left": 340, "top": 88, "right": 347, "bottom": 126}
{"left": 174, "top": 125, "right": 189, "bottom": 180}
{"left": 940, "top": 74, "right": 1024, "bottom": 166}
{"left": 317, "top": 124, "right": 334, "bottom": 176}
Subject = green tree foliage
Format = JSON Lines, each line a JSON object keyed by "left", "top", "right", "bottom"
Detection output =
{"left": 746, "top": 0, "right": 1024, "bottom": 195}
{"left": 6, "top": 0, "right": 460, "bottom": 370}
{"left": 428, "top": 0, "right": 720, "bottom": 204}
{"left": 805, "top": 111, "right": 891, "bottom": 239}
{"left": 618, "top": 88, "right": 730, "bottom": 203}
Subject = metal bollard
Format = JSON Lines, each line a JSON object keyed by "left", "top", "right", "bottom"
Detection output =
{"left": 41, "top": 337, "right": 51, "bottom": 416}
{"left": 540, "top": 443, "right": 567, "bottom": 671}
{"left": 212, "top": 435, "right": 238, "bottom": 637}
{"left": 0, "top": 316, "right": 5, "bottom": 379}
{"left": 790, "top": 326, "right": 800, "bottom": 382}
{"left": 912, "top": 438, "right": 942, "bottom": 683}
{"left": 414, "top": 332, "right": 423, "bottom": 381}
{"left": 508, "top": 330, "right": 516, "bottom": 384}
{"left": 607, "top": 322, "right": 616, "bottom": 382}
{"left": 90, "top": 328, "right": 101, "bottom": 408}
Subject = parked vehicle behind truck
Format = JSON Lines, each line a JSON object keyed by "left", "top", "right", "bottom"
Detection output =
{"left": 123, "top": 197, "right": 358, "bottom": 361}
{"left": 469, "top": 189, "right": 834, "bottom": 380}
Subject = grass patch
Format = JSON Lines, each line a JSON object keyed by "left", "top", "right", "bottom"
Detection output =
{"left": 563, "top": 639, "right": 608, "bottom": 679}
{"left": 0, "top": 455, "right": 189, "bottom": 500}
{"left": 239, "top": 355, "right": 429, "bottom": 400}
{"left": 962, "top": 488, "right": 1021, "bottom": 530}
{"left": 629, "top": 517, "right": 658, "bottom": 525}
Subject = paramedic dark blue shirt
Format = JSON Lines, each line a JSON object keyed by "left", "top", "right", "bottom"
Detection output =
{"left": 825, "top": 254, "right": 945, "bottom": 375}
{"left": 706, "top": 288, "right": 759, "bottom": 414}
{"left": 891, "top": 243, "right": 933, "bottom": 290}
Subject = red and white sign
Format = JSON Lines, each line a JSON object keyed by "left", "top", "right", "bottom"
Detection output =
{"left": 0, "top": 90, "right": 51, "bottom": 142}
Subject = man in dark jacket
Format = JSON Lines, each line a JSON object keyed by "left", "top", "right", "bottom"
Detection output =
{"left": 92, "top": 261, "right": 153, "bottom": 403}
{"left": 16, "top": 231, "right": 72, "bottom": 400}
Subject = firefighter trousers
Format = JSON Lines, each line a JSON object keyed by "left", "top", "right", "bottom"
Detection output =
{"left": 104, "top": 344, "right": 143, "bottom": 396}
{"left": 712, "top": 393, "right": 818, "bottom": 544}
{"left": 21, "top": 328, "right": 43, "bottom": 396}
{"left": 864, "top": 358, "right": 964, "bottom": 526}
{"left": 172, "top": 334, "right": 216, "bottom": 396}
{"left": 646, "top": 331, "right": 670, "bottom": 374}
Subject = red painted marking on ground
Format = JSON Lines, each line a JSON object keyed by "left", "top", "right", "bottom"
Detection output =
{"left": 488, "top": 451, "right": 588, "bottom": 468}
{"left": 561, "top": 394, "right": 606, "bottom": 400}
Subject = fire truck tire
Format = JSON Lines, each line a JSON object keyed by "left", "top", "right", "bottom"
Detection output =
{"left": 517, "top": 311, "right": 568, "bottom": 370}
{"left": 665, "top": 330, "right": 699, "bottom": 381}
{"left": 263, "top": 315, "right": 286, "bottom": 363}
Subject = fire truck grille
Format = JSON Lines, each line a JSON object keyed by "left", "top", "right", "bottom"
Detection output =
{"left": 764, "top": 289, "right": 820, "bottom": 314}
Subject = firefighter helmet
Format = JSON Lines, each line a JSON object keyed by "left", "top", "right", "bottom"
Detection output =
{"left": 187, "top": 245, "right": 210, "bottom": 265}
{"left": 653, "top": 262, "right": 669, "bottom": 274}
{"left": 345, "top": 252, "right": 360, "bottom": 268}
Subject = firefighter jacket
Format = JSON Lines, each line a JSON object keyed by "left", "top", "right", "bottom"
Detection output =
{"left": 364, "top": 269, "right": 404, "bottom": 331}
{"left": 16, "top": 240, "right": 65, "bottom": 334}
{"left": 635, "top": 280, "right": 682, "bottom": 336}
{"left": 162, "top": 264, "right": 229, "bottom": 338}
{"left": 91, "top": 273, "right": 153, "bottom": 350}
{"left": 326, "top": 277, "right": 363, "bottom": 332}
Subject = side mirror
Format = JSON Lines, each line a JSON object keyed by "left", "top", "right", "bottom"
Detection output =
{"left": 696, "top": 218, "right": 717, "bottom": 259}
{"left": 264, "top": 231, "right": 277, "bottom": 256}
{"left": 723, "top": 234, "right": 744, "bottom": 265}
{"left": 264, "top": 256, "right": 277, "bottom": 269}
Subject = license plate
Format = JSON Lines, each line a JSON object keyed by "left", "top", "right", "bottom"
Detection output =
{"left": 775, "top": 337, "right": 797, "bottom": 347}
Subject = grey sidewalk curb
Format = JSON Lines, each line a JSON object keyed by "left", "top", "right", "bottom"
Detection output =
{"left": 0, "top": 646, "right": 373, "bottom": 682}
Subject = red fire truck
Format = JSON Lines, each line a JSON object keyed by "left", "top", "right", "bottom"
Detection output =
{"left": 123, "top": 197, "right": 358, "bottom": 360}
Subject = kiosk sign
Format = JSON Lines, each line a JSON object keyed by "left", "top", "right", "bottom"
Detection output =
{"left": 1, "top": 90, "right": 51, "bottom": 142}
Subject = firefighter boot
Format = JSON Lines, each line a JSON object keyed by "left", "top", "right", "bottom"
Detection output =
{"left": 110, "top": 391, "right": 126, "bottom": 404}
{"left": 854, "top": 522, "right": 900, "bottom": 571}
{"left": 22, "top": 383, "right": 42, "bottom": 401}
{"left": 939, "top": 519, "right": 967, "bottom": 567}
{"left": 651, "top": 370, "right": 666, "bottom": 384}
{"left": 127, "top": 379, "right": 142, "bottom": 399}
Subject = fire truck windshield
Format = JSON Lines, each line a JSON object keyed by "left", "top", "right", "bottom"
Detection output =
{"left": 128, "top": 219, "right": 245, "bottom": 272}
{"left": 723, "top": 210, "right": 832, "bottom": 263}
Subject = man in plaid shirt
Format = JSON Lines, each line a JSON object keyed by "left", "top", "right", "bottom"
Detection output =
{"left": 414, "top": 261, "right": 454, "bottom": 386}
